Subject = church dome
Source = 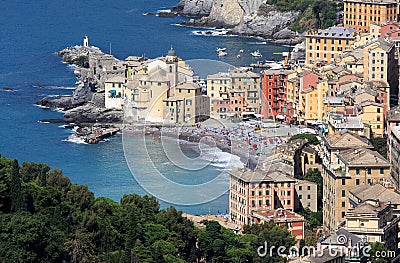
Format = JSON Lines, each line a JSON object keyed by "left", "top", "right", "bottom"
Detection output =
{"left": 167, "top": 47, "right": 177, "bottom": 57}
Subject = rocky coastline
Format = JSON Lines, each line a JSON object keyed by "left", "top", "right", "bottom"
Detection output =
{"left": 36, "top": 46, "right": 123, "bottom": 126}
{"left": 169, "top": 0, "right": 304, "bottom": 45}
{"left": 36, "top": 45, "right": 123, "bottom": 143}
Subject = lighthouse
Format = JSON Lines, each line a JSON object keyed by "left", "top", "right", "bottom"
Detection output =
{"left": 83, "top": 35, "right": 89, "bottom": 47}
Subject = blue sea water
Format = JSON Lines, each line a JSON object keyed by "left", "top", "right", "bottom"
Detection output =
{"left": 0, "top": 0, "right": 285, "bottom": 214}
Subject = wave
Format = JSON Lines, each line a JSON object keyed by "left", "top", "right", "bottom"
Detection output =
{"left": 194, "top": 143, "right": 244, "bottom": 169}
{"left": 33, "top": 85, "right": 75, "bottom": 90}
{"left": 63, "top": 134, "right": 87, "bottom": 144}
{"left": 33, "top": 104, "right": 50, "bottom": 109}
{"left": 191, "top": 30, "right": 229, "bottom": 37}
{"left": 157, "top": 9, "right": 171, "bottom": 13}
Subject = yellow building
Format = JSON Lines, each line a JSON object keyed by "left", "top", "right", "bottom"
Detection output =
{"left": 363, "top": 38, "right": 398, "bottom": 106}
{"left": 322, "top": 147, "right": 390, "bottom": 231}
{"left": 299, "top": 79, "right": 328, "bottom": 121}
{"left": 207, "top": 69, "right": 261, "bottom": 119}
{"left": 343, "top": 0, "right": 398, "bottom": 32}
{"left": 162, "top": 82, "right": 210, "bottom": 125}
{"left": 345, "top": 200, "right": 400, "bottom": 251}
{"left": 357, "top": 101, "right": 385, "bottom": 136}
{"left": 305, "top": 27, "right": 357, "bottom": 66}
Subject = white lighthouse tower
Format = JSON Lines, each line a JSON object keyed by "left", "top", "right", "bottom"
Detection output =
{"left": 83, "top": 35, "right": 89, "bottom": 47}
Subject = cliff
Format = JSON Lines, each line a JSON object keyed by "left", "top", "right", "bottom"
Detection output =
{"left": 171, "top": 0, "right": 213, "bottom": 16}
{"left": 177, "top": 0, "right": 302, "bottom": 43}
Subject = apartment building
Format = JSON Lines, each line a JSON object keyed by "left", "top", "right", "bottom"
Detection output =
{"left": 229, "top": 167, "right": 295, "bottom": 225}
{"left": 261, "top": 69, "right": 294, "bottom": 121}
{"left": 295, "top": 180, "right": 318, "bottom": 212}
{"left": 388, "top": 125, "right": 400, "bottom": 191}
{"left": 343, "top": 0, "right": 398, "bottom": 32}
{"left": 305, "top": 26, "right": 357, "bottom": 66}
{"left": 345, "top": 199, "right": 400, "bottom": 252}
{"left": 323, "top": 146, "right": 390, "bottom": 231}
{"left": 207, "top": 69, "right": 261, "bottom": 119}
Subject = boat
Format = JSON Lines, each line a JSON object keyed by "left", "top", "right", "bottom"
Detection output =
{"left": 239, "top": 49, "right": 244, "bottom": 53}
{"left": 251, "top": 50, "right": 262, "bottom": 57}
{"left": 237, "top": 54, "right": 241, "bottom": 58}
{"left": 216, "top": 47, "right": 226, "bottom": 52}
{"left": 217, "top": 51, "right": 227, "bottom": 57}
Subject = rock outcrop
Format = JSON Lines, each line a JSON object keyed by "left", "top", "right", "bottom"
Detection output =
{"left": 172, "top": 0, "right": 213, "bottom": 16}
{"left": 37, "top": 45, "right": 122, "bottom": 125}
{"left": 177, "top": 0, "right": 303, "bottom": 43}
{"left": 63, "top": 105, "right": 123, "bottom": 124}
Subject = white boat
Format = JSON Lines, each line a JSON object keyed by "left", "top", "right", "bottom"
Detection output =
{"left": 239, "top": 49, "right": 244, "bottom": 53}
{"left": 217, "top": 51, "right": 227, "bottom": 57}
{"left": 216, "top": 47, "right": 226, "bottom": 52}
{"left": 251, "top": 50, "right": 262, "bottom": 57}
{"left": 237, "top": 54, "right": 241, "bottom": 58}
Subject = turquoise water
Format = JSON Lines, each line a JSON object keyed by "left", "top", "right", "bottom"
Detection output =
{"left": 0, "top": 0, "right": 285, "bottom": 214}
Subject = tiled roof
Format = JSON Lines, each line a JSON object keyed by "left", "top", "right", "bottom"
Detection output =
{"left": 338, "top": 148, "right": 389, "bottom": 167}
{"left": 323, "top": 131, "right": 372, "bottom": 150}
{"left": 350, "top": 184, "right": 400, "bottom": 204}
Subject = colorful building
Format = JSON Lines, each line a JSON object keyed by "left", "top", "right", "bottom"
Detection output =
{"left": 261, "top": 69, "right": 294, "bottom": 121}
{"left": 343, "top": 0, "right": 399, "bottom": 32}
{"left": 305, "top": 26, "right": 357, "bottom": 66}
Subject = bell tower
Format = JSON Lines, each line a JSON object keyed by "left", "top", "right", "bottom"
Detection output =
{"left": 166, "top": 47, "right": 178, "bottom": 97}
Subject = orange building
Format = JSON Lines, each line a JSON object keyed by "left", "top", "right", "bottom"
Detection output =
{"left": 343, "top": 0, "right": 398, "bottom": 32}
{"left": 229, "top": 167, "right": 295, "bottom": 225}
{"left": 252, "top": 209, "right": 305, "bottom": 243}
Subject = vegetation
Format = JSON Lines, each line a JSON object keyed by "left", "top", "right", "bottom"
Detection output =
{"left": 73, "top": 55, "right": 89, "bottom": 68}
{"left": 371, "top": 137, "right": 387, "bottom": 159}
{"left": 289, "top": 134, "right": 319, "bottom": 145}
{"left": 368, "top": 242, "right": 394, "bottom": 263}
{"left": 0, "top": 155, "right": 297, "bottom": 262}
{"left": 264, "top": 0, "right": 340, "bottom": 32}
{"left": 303, "top": 168, "right": 323, "bottom": 209}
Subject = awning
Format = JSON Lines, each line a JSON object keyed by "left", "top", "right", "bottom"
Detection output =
{"left": 109, "top": 89, "right": 116, "bottom": 94}
{"left": 276, "top": 114, "right": 285, "bottom": 120}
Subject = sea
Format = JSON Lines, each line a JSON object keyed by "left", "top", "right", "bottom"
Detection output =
{"left": 0, "top": 0, "right": 287, "bottom": 214}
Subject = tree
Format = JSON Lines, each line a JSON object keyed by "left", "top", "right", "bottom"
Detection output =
{"left": 368, "top": 242, "right": 394, "bottom": 263}
{"left": 304, "top": 168, "right": 323, "bottom": 209}
{"left": 10, "top": 160, "right": 23, "bottom": 212}
{"left": 290, "top": 134, "right": 319, "bottom": 145}
{"left": 371, "top": 137, "right": 387, "bottom": 159}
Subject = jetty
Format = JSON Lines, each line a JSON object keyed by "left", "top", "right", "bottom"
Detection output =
{"left": 73, "top": 126, "right": 120, "bottom": 144}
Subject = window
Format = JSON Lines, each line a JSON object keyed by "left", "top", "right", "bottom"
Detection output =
{"left": 307, "top": 194, "right": 311, "bottom": 199}
{"left": 342, "top": 179, "right": 346, "bottom": 185}
{"left": 356, "top": 168, "right": 360, "bottom": 175}
{"left": 287, "top": 183, "right": 291, "bottom": 187}
{"left": 259, "top": 191, "right": 262, "bottom": 196}
{"left": 307, "top": 186, "right": 311, "bottom": 191}
{"left": 299, "top": 194, "right": 303, "bottom": 199}
{"left": 368, "top": 168, "right": 372, "bottom": 175}
{"left": 266, "top": 200, "right": 270, "bottom": 205}
{"left": 356, "top": 179, "right": 360, "bottom": 185}
{"left": 287, "top": 200, "right": 291, "bottom": 205}
{"left": 266, "top": 190, "right": 269, "bottom": 195}
{"left": 380, "top": 168, "right": 384, "bottom": 174}
{"left": 299, "top": 186, "right": 302, "bottom": 191}
{"left": 251, "top": 191, "right": 255, "bottom": 196}
{"left": 287, "top": 191, "right": 291, "bottom": 196}
{"left": 342, "top": 212, "right": 345, "bottom": 218}
{"left": 342, "top": 201, "right": 345, "bottom": 207}
{"left": 259, "top": 200, "right": 262, "bottom": 206}
{"left": 342, "top": 190, "right": 345, "bottom": 197}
